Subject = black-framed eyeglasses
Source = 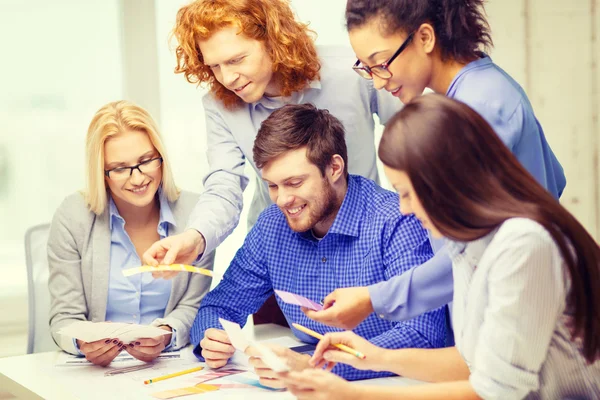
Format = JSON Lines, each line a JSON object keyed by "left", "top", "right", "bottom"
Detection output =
{"left": 352, "top": 32, "right": 415, "bottom": 80}
{"left": 104, "top": 157, "right": 163, "bottom": 180}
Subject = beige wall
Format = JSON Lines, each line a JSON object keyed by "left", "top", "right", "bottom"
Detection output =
{"left": 487, "top": 0, "right": 600, "bottom": 240}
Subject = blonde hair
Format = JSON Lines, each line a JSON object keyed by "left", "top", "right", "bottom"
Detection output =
{"left": 84, "top": 100, "right": 180, "bottom": 215}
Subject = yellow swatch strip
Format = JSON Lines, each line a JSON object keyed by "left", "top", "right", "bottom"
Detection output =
{"left": 123, "top": 264, "right": 214, "bottom": 278}
{"left": 151, "top": 383, "right": 219, "bottom": 399}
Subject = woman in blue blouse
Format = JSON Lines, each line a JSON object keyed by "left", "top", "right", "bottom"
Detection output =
{"left": 306, "top": 0, "right": 567, "bottom": 334}
{"left": 281, "top": 94, "right": 600, "bottom": 400}
{"left": 48, "top": 101, "right": 214, "bottom": 366}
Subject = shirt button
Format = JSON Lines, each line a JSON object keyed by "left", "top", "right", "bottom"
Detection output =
{"left": 379, "top": 314, "right": 385, "bottom": 319}
{"left": 321, "top": 257, "right": 327, "bottom": 263}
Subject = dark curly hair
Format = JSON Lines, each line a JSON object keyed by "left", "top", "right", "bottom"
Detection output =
{"left": 346, "top": 0, "right": 493, "bottom": 63}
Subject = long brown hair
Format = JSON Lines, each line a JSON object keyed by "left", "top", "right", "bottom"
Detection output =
{"left": 172, "top": 0, "right": 320, "bottom": 110}
{"left": 379, "top": 94, "right": 600, "bottom": 363}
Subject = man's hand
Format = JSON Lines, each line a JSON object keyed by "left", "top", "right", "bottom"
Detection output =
{"left": 142, "top": 229, "right": 206, "bottom": 279}
{"left": 200, "top": 328, "right": 235, "bottom": 368}
{"left": 245, "top": 345, "right": 311, "bottom": 389}
{"left": 78, "top": 338, "right": 123, "bottom": 367}
{"left": 302, "top": 287, "right": 373, "bottom": 330}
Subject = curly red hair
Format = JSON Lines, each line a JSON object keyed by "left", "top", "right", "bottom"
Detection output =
{"left": 173, "top": 0, "right": 321, "bottom": 109}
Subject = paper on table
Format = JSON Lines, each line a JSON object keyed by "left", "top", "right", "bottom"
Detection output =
{"left": 219, "top": 318, "right": 249, "bottom": 351}
{"left": 57, "top": 321, "right": 169, "bottom": 343}
{"left": 274, "top": 289, "right": 323, "bottom": 311}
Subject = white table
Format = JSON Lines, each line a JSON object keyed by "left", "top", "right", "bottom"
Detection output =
{"left": 0, "top": 324, "right": 423, "bottom": 399}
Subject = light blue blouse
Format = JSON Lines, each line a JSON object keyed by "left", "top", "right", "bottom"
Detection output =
{"left": 369, "top": 55, "right": 567, "bottom": 322}
{"left": 105, "top": 194, "right": 173, "bottom": 328}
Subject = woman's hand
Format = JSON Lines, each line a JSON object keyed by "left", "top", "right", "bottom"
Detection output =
{"left": 124, "top": 326, "right": 171, "bottom": 362}
{"left": 280, "top": 369, "right": 362, "bottom": 400}
{"left": 309, "top": 331, "right": 387, "bottom": 372}
{"left": 78, "top": 338, "right": 124, "bottom": 367}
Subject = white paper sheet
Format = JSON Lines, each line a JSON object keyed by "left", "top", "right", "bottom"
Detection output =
{"left": 57, "top": 321, "right": 169, "bottom": 343}
{"left": 55, "top": 349, "right": 184, "bottom": 367}
{"left": 219, "top": 318, "right": 249, "bottom": 351}
{"left": 218, "top": 319, "right": 291, "bottom": 373}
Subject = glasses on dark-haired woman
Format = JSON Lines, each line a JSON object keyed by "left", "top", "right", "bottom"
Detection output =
{"left": 352, "top": 32, "right": 415, "bottom": 80}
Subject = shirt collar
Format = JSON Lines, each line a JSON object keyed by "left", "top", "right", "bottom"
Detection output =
{"left": 446, "top": 53, "right": 492, "bottom": 96}
{"left": 108, "top": 188, "right": 176, "bottom": 232}
{"left": 325, "top": 175, "right": 361, "bottom": 238}
{"left": 253, "top": 80, "right": 322, "bottom": 111}
{"left": 445, "top": 226, "right": 499, "bottom": 264}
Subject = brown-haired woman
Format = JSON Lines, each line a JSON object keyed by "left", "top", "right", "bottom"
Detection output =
{"left": 280, "top": 94, "right": 600, "bottom": 400}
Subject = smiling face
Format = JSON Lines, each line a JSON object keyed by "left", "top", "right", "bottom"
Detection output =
{"left": 198, "top": 25, "right": 279, "bottom": 103}
{"left": 261, "top": 147, "right": 343, "bottom": 237}
{"left": 348, "top": 18, "right": 435, "bottom": 104}
{"left": 384, "top": 165, "right": 442, "bottom": 238}
{"left": 104, "top": 129, "right": 162, "bottom": 212}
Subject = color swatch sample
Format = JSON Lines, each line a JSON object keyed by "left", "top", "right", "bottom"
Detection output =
{"left": 274, "top": 290, "right": 323, "bottom": 311}
{"left": 194, "top": 368, "right": 246, "bottom": 384}
{"left": 151, "top": 383, "right": 219, "bottom": 399}
{"left": 122, "top": 264, "right": 214, "bottom": 278}
{"left": 228, "top": 375, "right": 286, "bottom": 391}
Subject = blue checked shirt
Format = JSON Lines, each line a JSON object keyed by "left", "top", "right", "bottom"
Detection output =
{"left": 190, "top": 175, "right": 447, "bottom": 381}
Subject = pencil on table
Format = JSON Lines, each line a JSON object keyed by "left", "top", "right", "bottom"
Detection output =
{"left": 291, "top": 323, "right": 366, "bottom": 359}
{"left": 143, "top": 366, "right": 204, "bottom": 384}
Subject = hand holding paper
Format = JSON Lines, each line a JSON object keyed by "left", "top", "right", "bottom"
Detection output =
{"left": 218, "top": 318, "right": 290, "bottom": 373}
{"left": 199, "top": 328, "right": 236, "bottom": 369}
{"left": 58, "top": 321, "right": 169, "bottom": 344}
{"left": 77, "top": 338, "right": 124, "bottom": 367}
{"left": 218, "top": 318, "right": 249, "bottom": 351}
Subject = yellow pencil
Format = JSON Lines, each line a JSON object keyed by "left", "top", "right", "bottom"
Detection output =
{"left": 143, "top": 366, "right": 204, "bottom": 384}
{"left": 291, "top": 323, "right": 366, "bottom": 359}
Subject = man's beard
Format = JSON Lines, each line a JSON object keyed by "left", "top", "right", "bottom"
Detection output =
{"left": 284, "top": 178, "right": 339, "bottom": 233}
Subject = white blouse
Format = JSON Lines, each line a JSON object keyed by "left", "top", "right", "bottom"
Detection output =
{"left": 447, "top": 218, "right": 600, "bottom": 399}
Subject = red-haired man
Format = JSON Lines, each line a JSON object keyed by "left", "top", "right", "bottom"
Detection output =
{"left": 143, "top": 0, "right": 399, "bottom": 323}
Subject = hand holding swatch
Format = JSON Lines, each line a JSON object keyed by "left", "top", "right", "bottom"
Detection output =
{"left": 274, "top": 289, "right": 323, "bottom": 311}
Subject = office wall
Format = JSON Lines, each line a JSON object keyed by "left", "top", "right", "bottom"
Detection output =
{"left": 488, "top": 0, "right": 600, "bottom": 239}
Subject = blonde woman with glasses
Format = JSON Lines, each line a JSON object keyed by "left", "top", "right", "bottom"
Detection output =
{"left": 47, "top": 101, "right": 214, "bottom": 366}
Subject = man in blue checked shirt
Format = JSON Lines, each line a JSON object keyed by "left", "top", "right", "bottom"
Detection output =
{"left": 190, "top": 104, "right": 446, "bottom": 388}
